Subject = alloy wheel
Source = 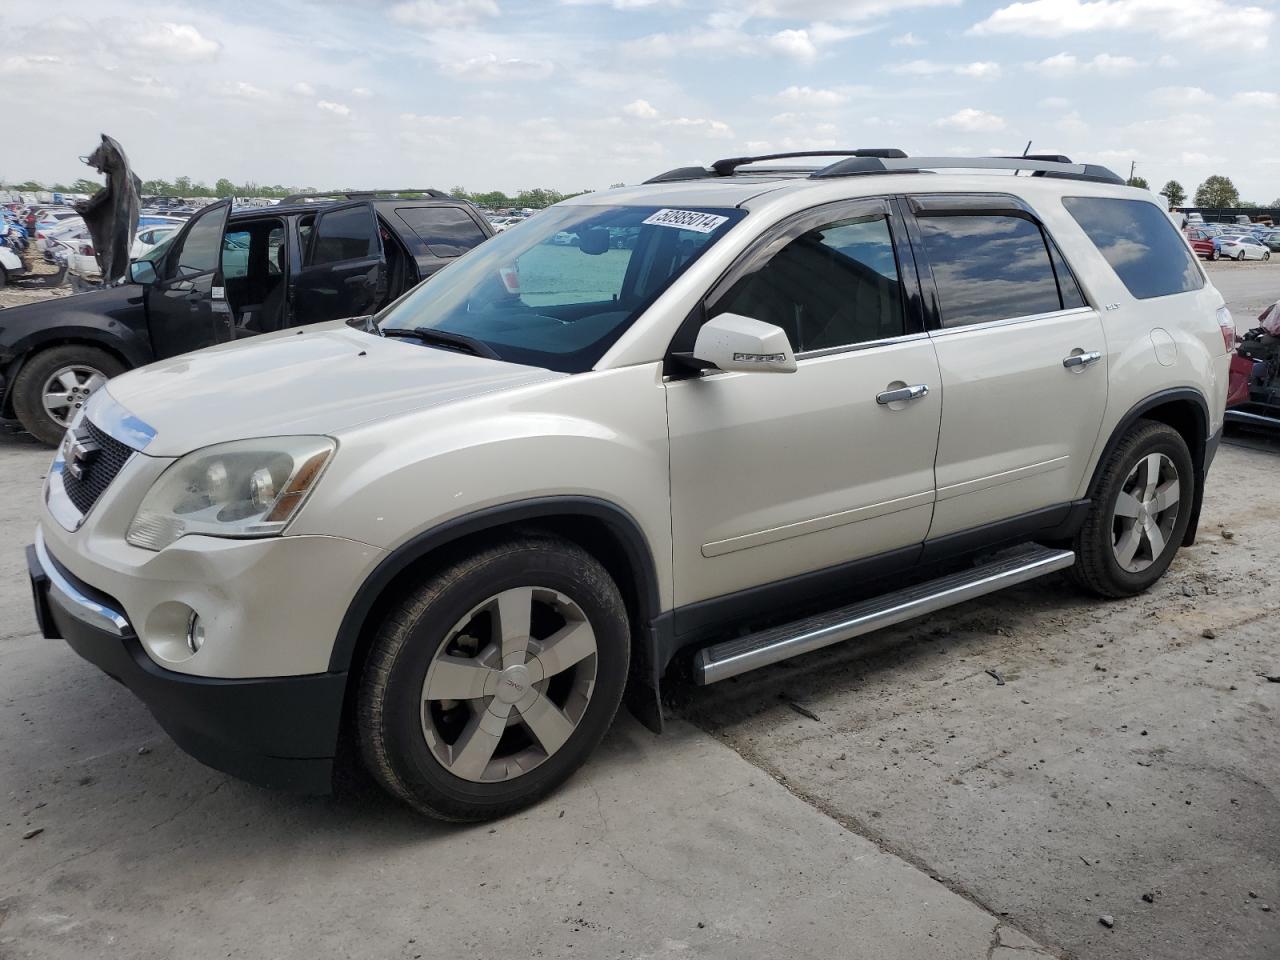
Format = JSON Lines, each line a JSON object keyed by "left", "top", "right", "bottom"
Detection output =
{"left": 1111, "top": 453, "right": 1180, "bottom": 573}
{"left": 41, "top": 364, "right": 106, "bottom": 427}
{"left": 420, "top": 586, "right": 598, "bottom": 783}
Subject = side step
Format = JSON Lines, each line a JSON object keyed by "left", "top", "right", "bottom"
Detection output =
{"left": 694, "top": 545, "right": 1075, "bottom": 685}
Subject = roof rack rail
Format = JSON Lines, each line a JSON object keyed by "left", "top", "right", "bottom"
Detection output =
{"left": 279, "top": 188, "right": 453, "bottom": 203}
{"left": 644, "top": 149, "right": 907, "bottom": 184}
{"left": 809, "top": 155, "right": 1125, "bottom": 185}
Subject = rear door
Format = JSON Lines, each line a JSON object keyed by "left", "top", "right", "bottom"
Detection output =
{"left": 393, "top": 203, "right": 492, "bottom": 281}
{"left": 905, "top": 193, "right": 1108, "bottom": 540}
{"left": 292, "top": 201, "right": 385, "bottom": 323}
{"left": 145, "top": 200, "right": 231, "bottom": 359}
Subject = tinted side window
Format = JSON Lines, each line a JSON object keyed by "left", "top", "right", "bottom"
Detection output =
{"left": 1063, "top": 196, "right": 1203, "bottom": 299}
{"left": 310, "top": 206, "right": 376, "bottom": 265}
{"left": 396, "top": 206, "right": 488, "bottom": 258}
{"left": 917, "top": 215, "right": 1062, "bottom": 328}
{"left": 171, "top": 208, "right": 224, "bottom": 278}
{"left": 712, "top": 214, "right": 905, "bottom": 353}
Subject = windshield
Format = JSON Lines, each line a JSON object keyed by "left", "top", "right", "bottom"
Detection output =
{"left": 376, "top": 204, "right": 745, "bottom": 372}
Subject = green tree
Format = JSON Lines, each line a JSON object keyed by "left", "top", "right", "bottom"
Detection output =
{"left": 214, "top": 178, "right": 236, "bottom": 197}
{"left": 609, "top": 182, "right": 626, "bottom": 189}
{"left": 1194, "top": 175, "right": 1239, "bottom": 208}
{"left": 173, "top": 175, "right": 193, "bottom": 195}
{"left": 1127, "top": 175, "right": 1149, "bottom": 189}
{"left": 1159, "top": 180, "right": 1186, "bottom": 207}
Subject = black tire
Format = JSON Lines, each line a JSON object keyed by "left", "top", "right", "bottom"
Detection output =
{"left": 1209, "top": 249, "right": 1219, "bottom": 261}
{"left": 358, "top": 536, "right": 630, "bottom": 821}
{"left": 11, "top": 345, "right": 127, "bottom": 446}
{"left": 1071, "top": 419, "right": 1195, "bottom": 598}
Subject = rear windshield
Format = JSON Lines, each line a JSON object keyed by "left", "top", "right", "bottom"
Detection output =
{"left": 376, "top": 204, "right": 745, "bottom": 372}
{"left": 1063, "top": 196, "right": 1203, "bottom": 300}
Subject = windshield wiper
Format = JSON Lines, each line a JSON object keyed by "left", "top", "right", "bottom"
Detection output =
{"left": 382, "top": 327, "right": 501, "bottom": 361}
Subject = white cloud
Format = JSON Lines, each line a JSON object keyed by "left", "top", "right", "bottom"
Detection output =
{"left": 291, "top": 81, "right": 316, "bottom": 96}
{"left": 1233, "top": 90, "right": 1279, "bottom": 107}
{"left": 770, "top": 84, "right": 849, "bottom": 106}
{"left": 933, "top": 108, "right": 1007, "bottom": 132}
{"left": 892, "top": 31, "right": 926, "bottom": 46}
{"left": 625, "top": 20, "right": 869, "bottom": 62}
{"left": 316, "top": 100, "right": 351, "bottom": 116}
{"left": 892, "top": 59, "right": 1002, "bottom": 78}
{"left": 1150, "top": 86, "right": 1215, "bottom": 105}
{"left": 623, "top": 98, "right": 659, "bottom": 118}
{"left": 441, "top": 54, "right": 555, "bottom": 81}
{"left": 126, "top": 22, "right": 221, "bottom": 62}
{"left": 746, "top": 0, "right": 961, "bottom": 21}
{"left": 222, "top": 81, "right": 271, "bottom": 100}
{"left": 389, "top": 0, "right": 500, "bottom": 29}
{"left": 1028, "top": 52, "right": 1142, "bottom": 75}
{"left": 663, "top": 117, "right": 734, "bottom": 137}
{"left": 971, "top": 0, "right": 1273, "bottom": 51}
{"left": 765, "top": 28, "right": 819, "bottom": 61}
{"left": 351, "top": 87, "right": 373, "bottom": 98}
{"left": 1039, "top": 96, "right": 1071, "bottom": 108}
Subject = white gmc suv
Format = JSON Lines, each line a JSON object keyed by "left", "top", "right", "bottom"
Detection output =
{"left": 27, "top": 151, "right": 1232, "bottom": 821}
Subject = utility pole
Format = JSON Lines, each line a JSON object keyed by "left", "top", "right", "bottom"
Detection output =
{"left": 1129, "top": 160, "right": 1136, "bottom": 184}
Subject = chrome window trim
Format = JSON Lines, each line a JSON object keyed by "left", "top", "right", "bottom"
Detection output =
{"left": 34, "top": 526, "right": 132, "bottom": 637}
{"left": 927, "top": 305, "right": 1096, "bottom": 339}
{"left": 795, "top": 330, "right": 931, "bottom": 361}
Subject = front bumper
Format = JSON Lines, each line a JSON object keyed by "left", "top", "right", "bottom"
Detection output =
{"left": 28, "top": 535, "right": 347, "bottom": 793}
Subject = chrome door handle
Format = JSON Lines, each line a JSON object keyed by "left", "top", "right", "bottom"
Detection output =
{"left": 1063, "top": 351, "right": 1102, "bottom": 369}
{"left": 876, "top": 383, "right": 929, "bottom": 405}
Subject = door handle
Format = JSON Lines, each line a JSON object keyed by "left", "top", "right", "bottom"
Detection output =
{"left": 876, "top": 383, "right": 929, "bottom": 405}
{"left": 1063, "top": 351, "right": 1102, "bottom": 369}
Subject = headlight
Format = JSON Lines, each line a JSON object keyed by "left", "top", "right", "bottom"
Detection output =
{"left": 126, "top": 437, "right": 335, "bottom": 551}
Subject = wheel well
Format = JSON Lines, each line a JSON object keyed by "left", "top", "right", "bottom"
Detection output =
{"left": 335, "top": 510, "right": 656, "bottom": 731}
{"left": 1133, "top": 399, "right": 1206, "bottom": 470}
{"left": 2, "top": 338, "right": 134, "bottom": 418}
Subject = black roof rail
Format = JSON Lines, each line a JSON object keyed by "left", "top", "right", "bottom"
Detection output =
{"left": 810, "top": 155, "right": 1125, "bottom": 185}
{"left": 644, "top": 149, "right": 908, "bottom": 184}
{"left": 279, "top": 188, "right": 453, "bottom": 204}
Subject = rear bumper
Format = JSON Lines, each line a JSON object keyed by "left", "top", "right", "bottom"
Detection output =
{"left": 27, "top": 539, "right": 346, "bottom": 794}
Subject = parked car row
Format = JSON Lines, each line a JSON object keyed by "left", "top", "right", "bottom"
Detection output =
{"left": 1184, "top": 221, "right": 1280, "bottom": 261}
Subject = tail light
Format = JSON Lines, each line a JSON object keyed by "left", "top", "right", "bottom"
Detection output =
{"left": 79, "top": 242, "right": 95, "bottom": 257}
{"left": 1216, "top": 306, "right": 1236, "bottom": 353}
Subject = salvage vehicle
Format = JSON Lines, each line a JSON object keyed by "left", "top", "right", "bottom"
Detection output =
{"left": 28, "top": 151, "right": 1230, "bottom": 821}
{"left": 0, "top": 190, "right": 494, "bottom": 444}
{"left": 0, "top": 243, "right": 27, "bottom": 286}
{"left": 1217, "top": 234, "right": 1271, "bottom": 261}
{"left": 1226, "top": 298, "right": 1280, "bottom": 430}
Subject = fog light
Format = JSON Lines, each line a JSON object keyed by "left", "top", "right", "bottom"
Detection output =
{"left": 186, "top": 611, "right": 205, "bottom": 654}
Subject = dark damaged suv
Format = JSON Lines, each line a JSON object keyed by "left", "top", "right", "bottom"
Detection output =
{"left": 0, "top": 190, "right": 494, "bottom": 444}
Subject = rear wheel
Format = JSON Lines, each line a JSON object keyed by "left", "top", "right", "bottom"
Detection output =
{"left": 11, "top": 345, "right": 126, "bottom": 446}
{"left": 358, "top": 536, "right": 630, "bottom": 821}
{"left": 1071, "top": 420, "right": 1194, "bottom": 598}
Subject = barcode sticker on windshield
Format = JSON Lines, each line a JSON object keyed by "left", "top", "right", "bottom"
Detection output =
{"left": 642, "top": 209, "right": 730, "bottom": 234}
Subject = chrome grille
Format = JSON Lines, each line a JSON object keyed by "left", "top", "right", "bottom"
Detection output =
{"left": 61, "top": 419, "right": 134, "bottom": 516}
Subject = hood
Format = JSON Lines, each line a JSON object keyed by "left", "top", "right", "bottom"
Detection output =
{"left": 101, "top": 322, "right": 564, "bottom": 457}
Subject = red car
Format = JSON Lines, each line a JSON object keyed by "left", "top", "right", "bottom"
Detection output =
{"left": 1185, "top": 227, "right": 1219, "bottom": 260}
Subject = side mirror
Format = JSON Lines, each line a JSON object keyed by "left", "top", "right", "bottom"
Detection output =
{"left": 128, "top": 259, "right": 157, "bottom": 285}
{"left": 578, "top": 227, "right": 609, "bottom": 255}
{"left": 692, "top": 312, "right": 797, "bottom": 374}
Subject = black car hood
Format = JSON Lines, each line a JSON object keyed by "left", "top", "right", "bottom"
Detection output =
{"left": 73, "top": 135, "right": 141, "bottom": 284}
{"left": 0, "top": 284, "right": 144, "bottom": 355}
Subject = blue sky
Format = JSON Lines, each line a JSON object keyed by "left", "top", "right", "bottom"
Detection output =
{"left": 3, "top": 0, "right": 1278, "bottom": 201}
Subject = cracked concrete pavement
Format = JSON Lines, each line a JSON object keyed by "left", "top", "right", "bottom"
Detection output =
{"left": 1, "top": 262, "right": 1277, "bottom": 959}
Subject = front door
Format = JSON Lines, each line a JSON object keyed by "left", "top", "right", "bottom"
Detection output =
{"left": 906, "top": 195, "right": 1109, "bottom": 538}
{"left": 292, "top": 201, "right": 387, "bottom": 324}
{"left": 145, "top": 200, "right": 231, "bottom": 359}
{"left": 665, "top": 199, "right": 941, "bottom": 622}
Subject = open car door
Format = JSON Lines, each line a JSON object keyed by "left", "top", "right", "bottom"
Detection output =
{"left": 146, "top": 199, "right": 233, "bottom": 359}
{"left": 291, "top": 201, "right": 387, "bottom": 324}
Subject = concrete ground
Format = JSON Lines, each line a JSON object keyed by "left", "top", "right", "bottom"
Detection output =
{"left": 0, "top": 261, "right": 1277, "bottom": 959}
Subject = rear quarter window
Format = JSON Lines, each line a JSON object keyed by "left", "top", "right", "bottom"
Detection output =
{"left": 396, "top": 206, "right": 488, "bottom": 258}
{"left": 1063, "top": 196, "right": 1203, "bottom": 300}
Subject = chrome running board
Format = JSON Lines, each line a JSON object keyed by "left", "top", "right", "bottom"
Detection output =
{"left": 694, "top": 545, "right": 1075, "bottom": 685}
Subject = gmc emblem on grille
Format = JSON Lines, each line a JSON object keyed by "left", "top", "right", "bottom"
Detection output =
{"left": 65, "top": 432, "right": 101, "bottom": 481}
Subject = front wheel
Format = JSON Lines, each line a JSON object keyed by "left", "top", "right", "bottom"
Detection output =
{"left": 1210, "top": 249, "right": 1219, "bottom": 261}
{"left": 1070, "top": 420, "right": 1195, "bottom": 598}
{"left": 358, "top": 536, "right": 630, "bottom": 821}
{"left": 1238, "top": 250, "right": 1247, "bottom": 261}
{"left": 11, "top": 345, "right": 127, "bottom": 446}
{"left": 1264, "top": 251, "right": 1271, "bottom": 261}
